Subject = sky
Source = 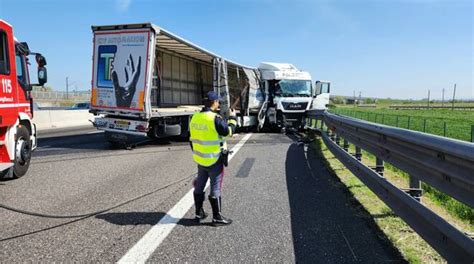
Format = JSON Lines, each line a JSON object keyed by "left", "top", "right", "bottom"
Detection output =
{"left": 0, "top": 0, "right": 472, "bottom": 99}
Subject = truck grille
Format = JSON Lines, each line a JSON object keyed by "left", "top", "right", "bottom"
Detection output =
{"left": 282, "top": 102, "right": 308, "bottom": 111}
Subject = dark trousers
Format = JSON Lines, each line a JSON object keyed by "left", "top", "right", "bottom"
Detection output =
{"left": 193, "top": 160, "right": 224, "bottom": 198}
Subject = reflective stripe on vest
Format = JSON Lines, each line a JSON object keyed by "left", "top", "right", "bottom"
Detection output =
{"left": 190, "top": 138, "right": 222, "bottom": 145}
{"left": 192, "top": 150, "right": 221, "bottom": 158}
{"left": 189, "top": 111, "right": 223, "bottom": 167}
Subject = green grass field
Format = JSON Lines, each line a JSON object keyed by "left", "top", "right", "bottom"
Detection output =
{"left": 330, "top": 107, "right": 474, "bottom": 142}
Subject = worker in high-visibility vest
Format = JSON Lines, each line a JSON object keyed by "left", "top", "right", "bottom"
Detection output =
{"left": 189, "top": 91, "right": 238, "bottom": 226}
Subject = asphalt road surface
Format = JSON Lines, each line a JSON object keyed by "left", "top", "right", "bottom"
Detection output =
{"left": 0, "top": 127, "right": 405, "bottom": 263}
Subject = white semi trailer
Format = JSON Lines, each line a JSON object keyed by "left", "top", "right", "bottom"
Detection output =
{"left": 89, "top": 23, "right": 263, "bottom": 144}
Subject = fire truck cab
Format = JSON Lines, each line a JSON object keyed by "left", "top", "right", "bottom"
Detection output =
{"left": 0, "top": 20, "right": 47, "bottom": 179}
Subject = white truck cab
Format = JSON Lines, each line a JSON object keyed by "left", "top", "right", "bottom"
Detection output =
{"left": 258, "top": 62, "right": 313, "bottom": 129}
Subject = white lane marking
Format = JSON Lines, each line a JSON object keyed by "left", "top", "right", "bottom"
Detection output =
{"left": 87, "top": 130, "right": 103, "bottom": 134}
{"left": 118, "top": 133, "right": 253, "bottom": 264}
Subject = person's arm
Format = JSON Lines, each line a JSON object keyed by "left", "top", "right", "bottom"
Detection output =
{"left": 214, "top": 115, "right": 237, "bottom": 137}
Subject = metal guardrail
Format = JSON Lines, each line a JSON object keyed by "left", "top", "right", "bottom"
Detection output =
{"left": 306, "top": 110, "right": 474, "bottom": 263}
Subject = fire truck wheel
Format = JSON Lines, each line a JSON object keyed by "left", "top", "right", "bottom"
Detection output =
{"left": 12, "top": 126, "right": 31, "bottom": 178}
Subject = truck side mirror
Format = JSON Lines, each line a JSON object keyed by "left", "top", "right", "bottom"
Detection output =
{"left": 36, "top": 54, "right": 47, "bottom": 86}
{"left": 38, "top": 67, "right": 47, "bottom": 86}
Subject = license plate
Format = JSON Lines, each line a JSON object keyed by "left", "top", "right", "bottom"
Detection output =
{"left": 115, "top": 120, "right": 129, "bottom": 129}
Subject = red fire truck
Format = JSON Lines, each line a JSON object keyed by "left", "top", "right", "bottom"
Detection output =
{"left": 0, "top": 20, "right": 47, "bottom": 179}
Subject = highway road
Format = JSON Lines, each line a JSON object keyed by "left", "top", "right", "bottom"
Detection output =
{"left": 0, "top": 127, "right": 405, "bottom": 263}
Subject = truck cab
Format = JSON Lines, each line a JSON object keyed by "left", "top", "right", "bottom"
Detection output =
{"left": 258, "top": 62, "right": 313, "bottom": 130}
{"left": 0, "top": 20, "right": 47, "bottom": 179}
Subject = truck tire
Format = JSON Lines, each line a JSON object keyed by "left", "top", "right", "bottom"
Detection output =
{"left": 12, "top": 126, "right": 32, "bottom": 178}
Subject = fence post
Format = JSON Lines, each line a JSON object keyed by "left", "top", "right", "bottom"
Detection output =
{"left": 381, "top": 114, "right": 385, "bottom": 124}
{"left": 396, "top": 116, "right": 399, "bottom": 127}
{"left": 408, "top": 116, "right": 411, "bottom": 129}
{"left": 343, "top": 139, "right": 349, "bottom": 152}
{"left": 375, "top": 157, "right": 384, "bottom": 177}
{"left": 408, "top": 175, "right": 422, "bottom": 202}
{"left": 423, "top": 119, "right": 427, "bottom": 132}
{"left": 471, "top": 125, "right": 474, "bottom": 143}
{"left": 443, "top": 122, "right": 447, "bottom": 137}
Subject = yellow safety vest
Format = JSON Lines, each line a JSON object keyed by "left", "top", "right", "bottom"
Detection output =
{"left": 190, "top": 111, "right": 224, "bottom": 167}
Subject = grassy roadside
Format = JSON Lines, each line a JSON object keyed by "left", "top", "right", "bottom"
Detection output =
{"left": 311, "top": 136, "right": 451, "bottom": 263}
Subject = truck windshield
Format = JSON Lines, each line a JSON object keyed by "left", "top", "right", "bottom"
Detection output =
{"left": 274, "top": 80, "right": 312, "bottom": 97}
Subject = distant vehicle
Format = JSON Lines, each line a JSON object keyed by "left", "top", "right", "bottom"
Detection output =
{"left": 70, "top": 102, "right": 90, "bottom": 110}
{"left": 32, "top": 102, "right": 41, "bottom": 111}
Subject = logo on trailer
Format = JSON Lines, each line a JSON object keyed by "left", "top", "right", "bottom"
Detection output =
{"left": 97, "top": 45, "right": 117, "bottom": 88}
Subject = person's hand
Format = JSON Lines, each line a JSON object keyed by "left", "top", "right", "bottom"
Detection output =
{"left": 112, "top": 54, "right": 141, "bottom": 107}
{"left": 229, "top": 108, "right": 236, "bottom": 117}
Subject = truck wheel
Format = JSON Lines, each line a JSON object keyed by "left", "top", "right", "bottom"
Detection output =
{"left": 12, "top": 126, "right": 32, "bottom": 178}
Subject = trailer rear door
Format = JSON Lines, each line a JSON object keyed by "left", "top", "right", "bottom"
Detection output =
{"left": 91, "top": 25, "right": 155, "bottom": 117}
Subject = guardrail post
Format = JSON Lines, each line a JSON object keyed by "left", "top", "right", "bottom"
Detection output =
{"left": 375, "top": 157, "right": 384, "bottom": 177}
{"left": 330, "top": 130, "right": 335, "bottom": 141}
{"left": 471, "top": 125, "right": 474, "bottom": 143}
{"left": 343, "top": 139, "right": 349, "bottom": 152}
{"left": 407, "top": 175, "right": 422, "bottom": 202}
{"left": 355, "top": 146, "right": 362, "bottom": 161}
{"left": 335, "top": 134, "right": 341, "bottom": 146}
{"left": 443, "top": 122, "right": 447, "bottom": 137}
{"left": 396, "top": 116, "right": 399, "bottom": 127}
{"left": 408, "top": 116, "right": 411, "bottom": 129}
{"left": 320, "top": 119, "right": 324, "bottom": 130}
{"left": 381, "top": 114, "right": 385, "bottom": 124}
{"left": 423, "top": 119, "right": 427, "bottom": 132}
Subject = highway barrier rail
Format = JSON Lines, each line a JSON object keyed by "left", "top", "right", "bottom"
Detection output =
{"left": 306, "top": 110, "right": 474, "bottom": 263}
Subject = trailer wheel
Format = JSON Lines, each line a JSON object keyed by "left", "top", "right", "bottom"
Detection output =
{"left": 12, "top": 126, "right": 32, "bottom": 178}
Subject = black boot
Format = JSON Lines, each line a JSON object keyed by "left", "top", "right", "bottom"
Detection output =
{"left": 209, "top": 195, "right": 232, "bottom": 226}
{"left": 193, "top": 193, "right": 207, "bottom": 223}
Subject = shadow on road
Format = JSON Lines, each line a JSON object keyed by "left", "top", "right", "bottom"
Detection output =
{"left": 96, "top": 212, "right": 166, "bottom": 225}
{"left": 284, "top": 137, "right": 405, "bottom": 263}
{"left": 97, "top": 212, "right": 216, "bottom": 227}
